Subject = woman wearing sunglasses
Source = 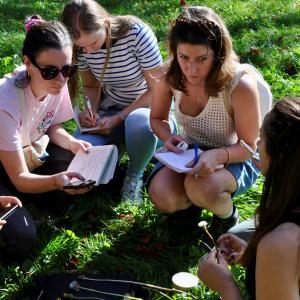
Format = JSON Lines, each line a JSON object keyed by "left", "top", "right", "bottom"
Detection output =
{"left": 0, "top": 16, "right": 92, "bottom": 217}
{"left": 61, "top": 0, "right": 173, "bottom": 203}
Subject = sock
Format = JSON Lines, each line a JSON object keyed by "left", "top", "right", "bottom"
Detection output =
{"left": 217, "top": 204, "right": 235, "bottom": 219}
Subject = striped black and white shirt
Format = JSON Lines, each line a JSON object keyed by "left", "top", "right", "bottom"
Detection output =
{"left": 78, "top": 22, "right": 162, "bottom": 106}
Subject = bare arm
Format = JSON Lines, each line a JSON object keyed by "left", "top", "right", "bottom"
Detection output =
{"left": 0, "top": 150, "right": 58, "bottom": 193}
{"left": 230, "top": 73, "right": 260, "bottom": 160}
{"left": 256, "top": 224, "right": 300, "bottom": 300}
{"left": 198, "top": 248, "right": 244, "bottom": 300}
{"left": 47, "top": 124, "right": 91, "bottom": 154}
{"left": 0, "top": 149, "right": 90, "bottom": 194}
{"left": 150, "top": 75, "right": 174, "bottom": 142}
{"left": 207, "top": 74, "right": 261, "bottom": 167}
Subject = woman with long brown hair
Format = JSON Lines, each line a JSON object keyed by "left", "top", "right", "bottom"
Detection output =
{"left": 148, "top": 5, "right": 266, "bottom": 237}
{"left": 198, "top": 97, "right": 300, "bottom": 300}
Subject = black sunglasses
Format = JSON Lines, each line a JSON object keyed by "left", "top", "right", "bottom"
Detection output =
{"left": 31, "top": 59, "right": 78, "bottom": 80}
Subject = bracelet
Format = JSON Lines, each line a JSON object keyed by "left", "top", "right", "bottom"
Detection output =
{"left": 223, "top": 147, "right": 230, "bottom": 168}
{"left": 53, "top": 175, "right": 60, "bottom": 190}
{"left": 116, "top": 111, "right": 126, "bottom": 121}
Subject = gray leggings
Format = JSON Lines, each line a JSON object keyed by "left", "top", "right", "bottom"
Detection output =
{"left": 228, "top": 218, "right": 256, "bottom": 242}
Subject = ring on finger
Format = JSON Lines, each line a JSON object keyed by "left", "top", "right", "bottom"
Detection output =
{"left": 195, "top": 173, "right": 199, "bottom": 180}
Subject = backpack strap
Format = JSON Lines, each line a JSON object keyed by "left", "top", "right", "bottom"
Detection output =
{"left": 15, "top": 86, "right": 31, "bottom": 148}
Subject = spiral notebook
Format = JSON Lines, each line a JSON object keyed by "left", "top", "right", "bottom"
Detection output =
{"left": 154, "top": 148, "right": 203, "bottom": 173}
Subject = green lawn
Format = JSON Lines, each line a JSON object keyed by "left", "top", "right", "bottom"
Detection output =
{"left": 0, "top": 0, "right": 299, "bottom": 299}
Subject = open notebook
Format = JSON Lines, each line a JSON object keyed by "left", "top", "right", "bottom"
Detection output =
{"left": 73, "top": 106, "right": 101, "bottom": 133}
{"left": 154, "top": 148, "right": 203, "bottom": 173}
{"left": 67, "top": 145, "right": 118, "bottom": 185}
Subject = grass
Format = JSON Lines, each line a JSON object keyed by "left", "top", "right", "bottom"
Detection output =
{"left": 0, "top": 0, "right": 299, "bottom": 299}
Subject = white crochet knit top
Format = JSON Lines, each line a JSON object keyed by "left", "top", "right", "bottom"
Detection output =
{"left": 173, "top": 82, "right": 238, "bottom": 148}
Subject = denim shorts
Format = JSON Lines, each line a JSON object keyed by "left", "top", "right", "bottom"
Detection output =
{"left": 146, "top": 159, "right": 260, "bottom": 197}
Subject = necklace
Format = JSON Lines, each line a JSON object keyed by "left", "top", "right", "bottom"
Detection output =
{"left": 197, "top": 92, "right": 207, "bottom": 105}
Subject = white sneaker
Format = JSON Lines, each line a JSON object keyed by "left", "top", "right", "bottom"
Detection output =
{"left": 121, "top": 174, "right": 143, "bottom": 204}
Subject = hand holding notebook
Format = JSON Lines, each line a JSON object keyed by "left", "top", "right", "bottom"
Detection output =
{"left": 154, "top": 142, "right": 223, "bottom": 173}
{"left": 67, "top": 145, "right": 118, "bottom": 185}
{"left": 154, "top": 143, "right": 203, "bottom": 173}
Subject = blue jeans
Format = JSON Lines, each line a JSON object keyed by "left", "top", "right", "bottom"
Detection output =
{"left": 74, "top": 107, "right": 176, "bottom": 178}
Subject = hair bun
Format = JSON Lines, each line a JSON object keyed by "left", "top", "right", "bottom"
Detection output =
{"left": 25, "top": 15, "right": 44, "bottom": 32}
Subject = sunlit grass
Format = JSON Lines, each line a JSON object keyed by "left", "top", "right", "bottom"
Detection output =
{"left": 0, "top": 0, "right": 298, "bottom": 299}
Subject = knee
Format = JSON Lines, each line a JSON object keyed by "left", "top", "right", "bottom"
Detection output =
{"left": 125, "top": 108, "right": 152, "bottom": 135}
{"left": 149, "top": 182, "right": 183, "bottom": 214}
{"left": 185, "top": 176, "right": 218, "bottom": 208}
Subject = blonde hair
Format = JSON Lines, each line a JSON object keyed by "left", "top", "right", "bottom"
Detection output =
{"left": 61, "top": 0, "right": 142, "bottom": 100}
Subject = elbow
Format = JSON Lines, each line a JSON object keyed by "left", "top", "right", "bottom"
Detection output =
{"left": 12, "top": 173, "right": 32, "bottom": 194}
{"left": 150, "top": 117, "right": 159, "bottom": 132}
{"left": 14, "top": 182, "right": 28, "bottom": 193}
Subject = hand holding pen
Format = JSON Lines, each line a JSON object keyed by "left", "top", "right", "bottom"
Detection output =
{"left": 194, "top": 143, "right": 199, "bottom": 166}
{"left": 85, "top": 96, "right": 96, "bottom": 126}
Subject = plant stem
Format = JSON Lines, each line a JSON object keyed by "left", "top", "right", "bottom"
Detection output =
{"left": 79, "top": 276, "right": 198, "bottom": 299}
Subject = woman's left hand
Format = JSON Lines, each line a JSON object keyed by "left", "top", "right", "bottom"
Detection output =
{"left": 198, "top": 248, "right": 236, "bottom": 295}
{"left": 68, "top": 138, "right": 92, "bottom": 154}
{"left": 187, "top": 149, "right": 221, "bottom": 177}
{"left": 97, "top": 115, "right": 121, "bottom": 136}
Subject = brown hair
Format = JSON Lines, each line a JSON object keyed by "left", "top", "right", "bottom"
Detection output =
{"left": 61, "top": 0, "right": 141, "bottom": 100}
{"left": 166, "top": 6, "right": 238, "bottom": 96}
{"left": 15, "top": 16, "right": 72, "bottom": 88}
{"left": 243, "top": 97, "right": 300, "bottom": 268}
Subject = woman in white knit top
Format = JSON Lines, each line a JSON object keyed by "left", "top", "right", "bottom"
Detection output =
{"left": 148, "top": 6, "right": 261, "bottom": 238}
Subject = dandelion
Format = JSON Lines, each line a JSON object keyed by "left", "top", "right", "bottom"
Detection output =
{"left": 198, "top": 220, "right": 220, "bottom": 264}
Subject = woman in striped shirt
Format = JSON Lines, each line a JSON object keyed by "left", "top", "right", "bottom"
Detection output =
{"left": 62, "top": 0, "right": 170, "bottom": 203}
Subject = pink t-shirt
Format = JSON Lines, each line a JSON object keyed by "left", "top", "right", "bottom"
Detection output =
{"left": 0, "top": 68, "right": 74, "bottom": 151}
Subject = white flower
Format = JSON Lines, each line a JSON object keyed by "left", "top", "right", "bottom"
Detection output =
{"left": 198, "top": 221, "right": 208, "bottom": 228}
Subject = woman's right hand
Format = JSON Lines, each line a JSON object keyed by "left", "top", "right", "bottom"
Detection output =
{"left": 163, "top": 135, "right": 186, "bottom": 153}
{"left": 217, "top": 233, "right": 248, "bottom": 265}
{"left": 53, "top": 172, "right": 94, "bottom": 195}
{"left": 0, "top": 196, "right": 22, "bottom": 230}
{"left": 79, "top": 109, "right": 99, "bottom": 128}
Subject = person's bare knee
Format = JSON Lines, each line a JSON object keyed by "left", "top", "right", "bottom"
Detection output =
{"left": 149, "top": 170, "right": 189, "bottom": 213}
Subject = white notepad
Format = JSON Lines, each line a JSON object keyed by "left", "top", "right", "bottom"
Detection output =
{"left": 154, "top": 148, "right": 203, "bottom": 173}
{"left": 67, "top": 145, "right": 118, "bottom": 185}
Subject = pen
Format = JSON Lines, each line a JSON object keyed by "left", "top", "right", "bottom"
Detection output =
{"left": 194, "top": 144, "right": 199, "bottom": 166}
{"left": 240, "top": 140, "right": 260, "bottom": 162}
{"left": 85, "top": 96, "right": 94, "bottom": 120}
